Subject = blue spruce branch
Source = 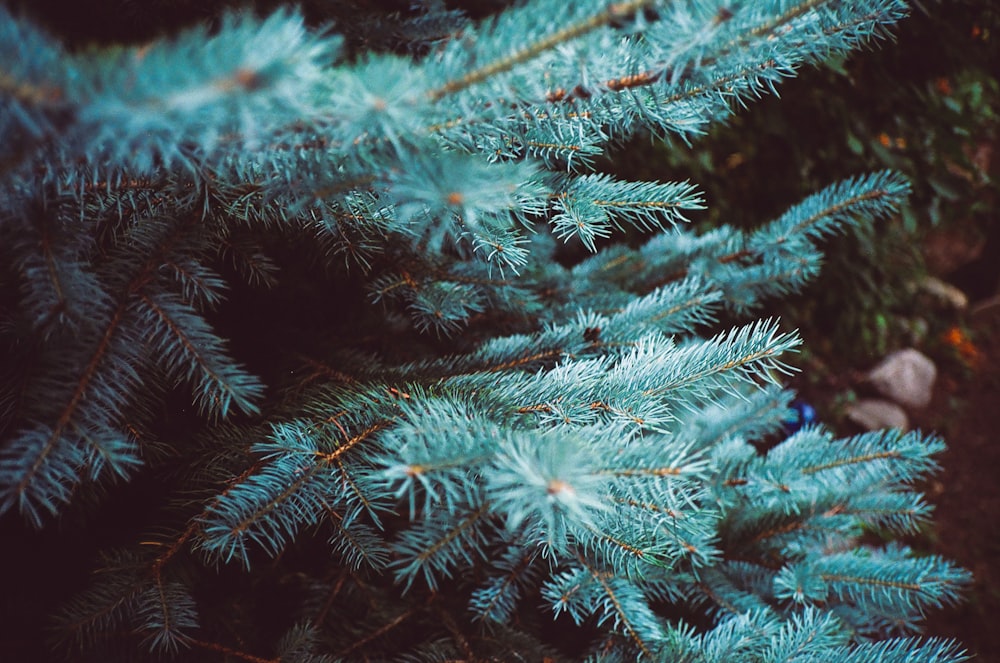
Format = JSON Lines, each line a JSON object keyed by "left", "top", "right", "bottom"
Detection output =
{"left": 0, "top": 0, "right": 971, "bottom": 660}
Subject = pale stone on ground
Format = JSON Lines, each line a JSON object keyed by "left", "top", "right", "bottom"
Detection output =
{"left": 918, "top": 276, "right": 969, "bottom": 310}
{"left": 845, "top": 398, "right": 910, "bottom": 431}
{"left": 867, "top": 348, "right": 937, "bottom": 409}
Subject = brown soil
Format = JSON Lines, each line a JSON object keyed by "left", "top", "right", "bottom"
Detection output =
{"left": 917, "top": 301, "right": 1000, "bottom": 662}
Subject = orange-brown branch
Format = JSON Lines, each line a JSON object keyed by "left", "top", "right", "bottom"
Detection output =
{"left": 336, "top": 606, "right": 419, "bottom": 658}
{"left": 576, "top": 553, "right": 653, "bottom": 658}
{"left": 189, "top": 639, "right": 278, "bottom": 663}
{"left": 316, "top": 422, "right": 387, "bottom": 463}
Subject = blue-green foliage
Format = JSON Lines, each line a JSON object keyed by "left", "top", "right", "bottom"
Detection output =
{"left": 0, "top": 0, "right": 970, "bottom": 660}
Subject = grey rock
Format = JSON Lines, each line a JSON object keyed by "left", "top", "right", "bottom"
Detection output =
{"left": 917, "top": 276, "right": 969, "bottom": 310}
{"left": 867, "top": 348, "right": 937, "bottom": 409}
{"left": 845, "top": 398, "right": 910, "bottom": 431}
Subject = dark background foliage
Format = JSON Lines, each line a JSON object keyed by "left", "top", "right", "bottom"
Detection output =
{"left": 610, "top": 0, "right": 1000, "bottom": 362}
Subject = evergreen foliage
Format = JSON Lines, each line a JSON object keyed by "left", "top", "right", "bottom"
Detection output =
{"left": 0, "top": 1, "right": 970, "bottom": 660}
{"left": 616, "top": 0, "right": 1000, "bottom": 360}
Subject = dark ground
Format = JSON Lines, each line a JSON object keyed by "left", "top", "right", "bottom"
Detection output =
{"left": 793, "top": 248, "right": 1000, "bottom": 661}
{"left": 917, "top": 300, "right": 1000, "bottom": 662}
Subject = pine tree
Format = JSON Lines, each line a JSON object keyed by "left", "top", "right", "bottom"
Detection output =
{"left": 0, "top": 1, "right": 971, "bottom": 661}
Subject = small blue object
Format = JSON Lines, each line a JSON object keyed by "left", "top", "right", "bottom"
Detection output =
{"left": 786, "top": 399, "right": 818, "bottom": 434}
